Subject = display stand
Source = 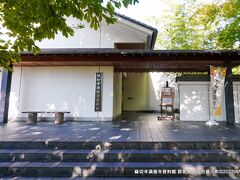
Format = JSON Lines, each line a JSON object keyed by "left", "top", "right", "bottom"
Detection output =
{"left": 158, "top": 87, "right": 175, "bottom": 120}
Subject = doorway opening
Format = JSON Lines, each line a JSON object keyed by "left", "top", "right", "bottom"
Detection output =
{"left": 113, "top": 72, "right": 178, "bottom": 119}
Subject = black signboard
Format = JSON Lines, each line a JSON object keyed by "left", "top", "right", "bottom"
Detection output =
{"left": 95, "top": 72, "right": 103, "bottom": 112}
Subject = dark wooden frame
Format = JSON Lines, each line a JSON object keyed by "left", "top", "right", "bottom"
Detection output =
{"left": 224, "top": 62, "right": 235, "bottom": 125}
{"left": 0, "top": 68, "right": 12, "bottom": 123}
{"left": 1, "top": 50, "right": 239, "bottom": 126}
{"left": 114, "top": 43, "right": 146, "bottom": 49}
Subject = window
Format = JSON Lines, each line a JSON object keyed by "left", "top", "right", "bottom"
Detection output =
{"left": 114, "top": 43, "right": 145, "bottom": 50}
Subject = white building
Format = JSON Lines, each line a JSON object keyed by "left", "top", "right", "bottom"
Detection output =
{"left": 6, "top": 13, "right": 160, "bottom": 122}
{"left": 0, "top": 13, "right": 239, "bottom": 125}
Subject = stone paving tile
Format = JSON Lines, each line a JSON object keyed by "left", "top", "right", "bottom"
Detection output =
{"left": 0, "top": 162, "right": 13, "bottom": 167}
{"left": 9, "top": 162, "right": 30, "bottom": 167}
{"left": 40, "top": 162, "right": 62, "bottom": 167}
{"left": 64, "top": 150, "right": 90, "bottom": 153}
{"left": 1, "top": 178, "right": 231, "bottom": 180}
{"left": 58, "top": 162, "right": 86, "bottom": 168}
{"left": 23, "top": 162, "right": 44, "bottom": 167}
{"left": 2, "top": 178, "right": 36, "bottom": 180}
{"left": 91, "top": 162, "right": 124, "bottom": 168}
{"left": 71, "top": 178, "right": 104, "bottom": 180}
{"left": 0, "top": 149, "right": 23, "bottom": 153}
{"left": 0, "top": 113, "right": 240, "bottom": 143}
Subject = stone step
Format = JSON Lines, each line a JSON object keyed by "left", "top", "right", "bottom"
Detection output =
{"left": 0, "top": 177, "right": 232, "bottom": 180}
{"left": 0, "top": 162, "right": 239, "bottom": 178}
{"left": 0, "top": 141, "right": 240, "bottom": 150}
{"left": 0, "top": 149, "right": 239, "bottom": 163}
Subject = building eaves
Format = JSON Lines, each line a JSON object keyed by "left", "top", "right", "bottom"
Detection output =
{"left": 114, "top": 13, "right": 158, "bottom": 50}
{"left": 22, "top": 48, "right": 240, "bottom": 56}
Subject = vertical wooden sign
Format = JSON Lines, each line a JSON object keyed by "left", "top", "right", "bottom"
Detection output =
{"left": 95, "top": 72, "right": 103, "bottom": 112}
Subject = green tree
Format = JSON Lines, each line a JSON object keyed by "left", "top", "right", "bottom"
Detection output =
{"left": 157, "top": 0, "right": 240, "bottom": 50}
{"left": 157, "top": 2, "right": 217, "bottom": 50}
{"left": 192, "top": 0, "right": 240, "bottom": 74}
{"left": 193, "top": 0, "right": 240, "bottom": 49}
{"left": 0, "top": 0, "right": 138, "bottom": 70}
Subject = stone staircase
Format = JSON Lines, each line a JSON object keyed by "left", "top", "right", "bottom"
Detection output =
{"left": 0, "top": 141, "right": 239, "bottom": 179}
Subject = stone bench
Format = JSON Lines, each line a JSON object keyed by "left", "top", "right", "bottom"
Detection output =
{"left": 22, "top": 111, "right": 70, "bottom": 124}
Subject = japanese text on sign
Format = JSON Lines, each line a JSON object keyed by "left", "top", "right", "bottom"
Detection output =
{"left": 95, "top": 72, "right": 103, "bottom": 112}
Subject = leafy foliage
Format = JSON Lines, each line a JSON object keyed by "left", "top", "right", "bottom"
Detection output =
{"left": 193, "top": 0, "right": 240, "bottom": 49}
{"left": 152, "top": 0, "right": 240, "bottom": 73}
{"left": 156, "top": 0, "right": 240, "bottom": 50}
{"left": 191, "top": 0, "right": 240, "bottom": 74}
{"left": 0, "top": 0, "right": 138, "bottom": 70}
{"left": 157, "top": 2, "right": 218, "bottom": 50}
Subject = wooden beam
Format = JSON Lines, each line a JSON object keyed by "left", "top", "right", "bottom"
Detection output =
{"left": 224, "top": 62, "right": 235, "bottom": 126}
{"left": 114, "top": 68, "right": 208, "bottom": 72}
{"left": 16, "top": 53, "right": 240, "bottom": 72}
{"left": 0, "top": 68, "right": 12, "bottom": 123}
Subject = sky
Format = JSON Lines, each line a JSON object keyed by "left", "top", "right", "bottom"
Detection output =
{"left": 117, "top": 0, "right": 174, "bottom": 21}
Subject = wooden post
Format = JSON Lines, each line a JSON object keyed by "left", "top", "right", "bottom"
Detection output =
{"left": 0, "top": 68, "right": 12, "bottom": 123}
{"left": 207, "top": 69, "right": 211, "bottom": 75}
{"left": 224, "top": 62, "right": 235, "bottom": 126}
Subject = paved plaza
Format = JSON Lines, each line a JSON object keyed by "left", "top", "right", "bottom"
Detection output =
{"left": 0, "top": 113, "right": 239, "bottom": 142}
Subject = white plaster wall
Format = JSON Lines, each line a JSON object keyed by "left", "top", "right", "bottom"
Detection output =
{"left": 0, "top": 67, "right": 3, "bottom": 90}
{"left": 36, "top": 18, "right": 148, "bottom": 49}
{"left": 122, "top": 73, "right": 148, "bottom": 111}
{"left": 233, "top": 82, "right": 240, "bottom": 123}
{"left": 100, "top": 22, "right": 147, "bottom": 48}
{"left": 148, "top": 72, "right": 178, "bottom": 111}
{"left": 98, "top": 66, "right": 114, "bottom": 120}
{"left": 113, "top": 73, "right": 122, "bottom": 118}
{"left": 36, "top": 19, "right": 101, "bottom": 48}
{"left": 179, "top": 82, "right": 211, "bottom": 121}
{"left": 9, "top": 66, "right": 114, "bottom": 121}
{"left": 9, "top": 67, "right": 22, "bottom": 120}
{"left": 178, "top": 81, "right": 228, "bottom": 121}
{"left": 122, "top": 72, "right": 178, "bottom": 111}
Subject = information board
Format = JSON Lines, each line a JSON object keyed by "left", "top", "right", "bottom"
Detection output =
{"left": 161, "top": 87, "right": 175, "bottom": 106}
{"left": 95, "top": 72, "right": 103, "bottom": 112}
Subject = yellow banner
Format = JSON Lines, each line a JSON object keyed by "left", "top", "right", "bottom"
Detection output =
{"left": 210, "top": 66, "right": 226, "bottom": 117}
